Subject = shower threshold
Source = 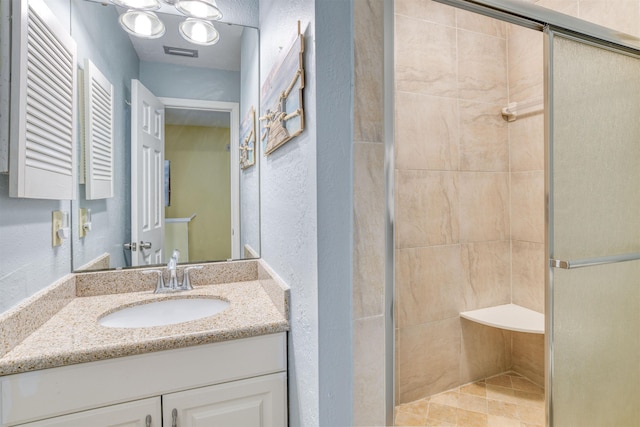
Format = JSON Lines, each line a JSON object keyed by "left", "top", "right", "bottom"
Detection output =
{"left": 395, "top": 372, "right": 544, "bottom": 427}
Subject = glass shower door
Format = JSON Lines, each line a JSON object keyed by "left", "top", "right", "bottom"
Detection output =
{"left": 546, "top": 30, "right": 640, "bottom": 426}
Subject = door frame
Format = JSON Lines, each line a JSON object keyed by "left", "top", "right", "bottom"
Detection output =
{"left": 160, "top": 97, "right": 241, "bottom": 260}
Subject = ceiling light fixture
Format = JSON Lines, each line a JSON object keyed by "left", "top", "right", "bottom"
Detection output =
{"left": 110, "top": 0, "right": 161, "bottom": 11}
{"left": 179, "top": 18, "right": 220, "bottom": 45}
{"left": 174, "top": 0, "right": 223, "bottom": 20}
{"left": 119, "top": 9, "right": 166, "bottom": 39}
{"left": 114, "top": 0, "right": 223, "bottom": 45}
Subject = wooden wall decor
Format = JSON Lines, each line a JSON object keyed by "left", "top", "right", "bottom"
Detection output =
{"left": 240, "top": 106, "right": 256, "bottom": 169}
{"left": 259, "top": 22, "right": 305, "bottom": 156}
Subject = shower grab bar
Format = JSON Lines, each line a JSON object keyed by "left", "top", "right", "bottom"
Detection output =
{"left": 550, "top": 252, "right": 640, "bottom": 269}
{"left": 501, "top": 97, "right": 543, "bottom": 122}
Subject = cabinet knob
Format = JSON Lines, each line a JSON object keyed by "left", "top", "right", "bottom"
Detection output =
{"left": 146, "top": 414, "right": 152, "bottom": 427}
{"left": 172, "top": 408, "right": 178, "bottom": 427}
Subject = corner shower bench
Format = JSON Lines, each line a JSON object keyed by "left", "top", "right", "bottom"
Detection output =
{"left": 460, "top": 303, "right": 544, "bottom": 334}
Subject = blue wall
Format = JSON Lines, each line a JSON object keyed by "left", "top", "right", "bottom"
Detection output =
{"left": 0, "top": 0, "right": 137, "bottom": 312}
{"left": 140, "top": 62, "right": 240, "bottom": 102}
{"left": 259, "top": 1, "right": 319, "bottom": 424}
{"left": 315, "top": 1, "right": 354, "bottom": 424}
{"left": 70, "top": 0, "right": 139, "bottom": 270}
{"left": 259, "top": 0, "right": 354, "bottom": 424}
{"left": 240, "top": 28, "right": 260, "bottom": 255}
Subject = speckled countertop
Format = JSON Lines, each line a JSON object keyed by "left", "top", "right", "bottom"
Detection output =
{"left": 0, "top": 260, "right": 290, "bottom": 376}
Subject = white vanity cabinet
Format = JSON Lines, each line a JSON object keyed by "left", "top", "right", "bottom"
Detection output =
{"left": 163, "top": 373, "right": 286, "bottom": 426}
{"left": 1, "top": 334, "right": 287, "bottom": 427}
{"left": 18, "top": 373, "right": 286, "bottom": 427}
{"left": 17, "top": 398, "right": 161, "bottom": 427}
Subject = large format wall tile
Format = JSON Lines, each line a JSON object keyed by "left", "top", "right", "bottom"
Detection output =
{"left": 396, "top": 92, "right": 459, "bottom": 171}
{"left": 397, "top": 245, "right": 463, "bottom": 327}
{"left": 512, "top": 241, "right": 545, "bottom": 313}
{"left": 579, "top": 0, "right": 640, "bottom": 37}
{"left": 354, "top": 0, "right": 384, "bottom": 143}
{"left": 457, "top": 29, "right": 508, "bottom": 104}
{"left": 507, "top": 24, "right": 543, "bottom": 103}
{"left": 460, "top": 241, "right": 511, "bottom": 311}
{"left": 509, "top": 113, "right": 544, "bottom": 172}
{"left": 460, "top": 319, "right": 512, "bottom": 384}
{"left": 511, "top": 171, "right": 544, "bottom": 243}
{"left": 395, "top": 0, "right": 456, "bottom": 26}
{"left": 512, "top": 331, "right": 545, "bottom": 387}
{"left": 459, "top": 100, "right": 509, "bottom": 172}
{"left": 353, "top": 315, "right": 386, "bottom": 426}
{"left": 458, "top": 172, "right": 510, "bottom": 243}
{"left": 395, "top": 15, "right": 457, "bottom": 97}
{"left": 397, "top": 318, "right": 461, "bottom": 403}
{"left": 396, "top": 170, "right": 459, "bottom": 249}
{"left": 354, "top": 142, "right": 385, "bottom": 319}
{"left": 456, "top": 8, "right": 506, "bottom": 38}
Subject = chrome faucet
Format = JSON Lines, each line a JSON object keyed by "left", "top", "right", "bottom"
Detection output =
{"left": 143, "top": 249, "right": 203, "bottom": 293}
{"left": 167, "top": 249, "right": 180, "bottom": 290}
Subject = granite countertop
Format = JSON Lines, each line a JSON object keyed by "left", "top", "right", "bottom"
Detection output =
{"left": 0, "top": 277, "right": 289, "bottom": 376}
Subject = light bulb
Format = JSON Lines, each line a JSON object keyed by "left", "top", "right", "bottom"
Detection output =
{"left": 179, "top": 18, "right": 219, "bottom": 45}
{"left": 134, "top": 13, "right": 153, "bottom": 36}
{"left": 175, "top": 0, "right": 223, "bottom": 21}
{"left": 189, "top": 2, "right": 208, "bottom": 18}
{"left": 119, "top": 10, "right": 165, "bottom": 39}
{"left": 190, "top": 21, "right": 208, "bottom": 43}
{"left": 110, "top": 0, "right": 161, "bottom": 11}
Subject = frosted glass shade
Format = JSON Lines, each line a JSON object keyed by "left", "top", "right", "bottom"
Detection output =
{"left": 179, "top": 19, "right": 220, "bottom": 45}
{"left": 175, "top": 0, "right": 223, "bottom": 20}
{"left": 119, "top": 10, "right": 165, "bottom": 39}
{"left": 110, "top": 0, "right": 161, "bottom": 11}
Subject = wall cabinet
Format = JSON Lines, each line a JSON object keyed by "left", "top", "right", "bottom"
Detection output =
{"left": 1, "top": 333, "right": 287, "bottom": 427}
{"left": 9, "top": 0, "right": 77, "bottom": 199}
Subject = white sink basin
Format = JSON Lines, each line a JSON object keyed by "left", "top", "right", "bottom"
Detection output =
{"left": 99, "top": 298, "right": 229, "bottom": 328}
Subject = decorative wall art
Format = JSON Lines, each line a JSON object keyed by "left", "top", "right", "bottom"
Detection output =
{"left": 240, "top": 106, "right": 256, "bottom": 169}
{"left": 259, "top": 22, "right": 305, "bottom": 156}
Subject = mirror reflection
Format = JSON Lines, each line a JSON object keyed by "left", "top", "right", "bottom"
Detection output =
{"left": 70, "top": 0, "right": 260, "bottom": 271}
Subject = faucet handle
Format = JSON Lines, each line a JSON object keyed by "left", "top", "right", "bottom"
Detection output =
{"left": 182, "top": 265, "right": 203, "bottom": 290}
{"left": 143, "top": 269, "right": 165, "bottom": 293}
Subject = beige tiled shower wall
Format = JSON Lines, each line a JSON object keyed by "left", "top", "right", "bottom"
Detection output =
{"left": 353, "top": 0, "right": 386, "bottom": 426}
{"left": 352, "top": 0, "right": 640, "bottom": 422}
{"left": 394, "top": 0, "right": 546, "bottom": 404}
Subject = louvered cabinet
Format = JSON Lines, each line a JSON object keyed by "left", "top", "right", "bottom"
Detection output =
{"left": 83, "top": 58, "right": 114, "bottom": 200}
{"left": 9, "top": 0, "right": 77, "bottom": 200}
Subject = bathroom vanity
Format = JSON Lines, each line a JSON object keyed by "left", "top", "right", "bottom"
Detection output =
{"left": 2, "top": 334, "right": 286, "bottom": 426}
{"left": 0, "top": 260, "right": 289, "bottom": 427}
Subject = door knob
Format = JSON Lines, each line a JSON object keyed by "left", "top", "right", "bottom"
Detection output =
{"left": 124, "top": 242, "right": 137, "bottom": 251}
{"left": 140, "top": 241, "right": 152, "bottom": 250}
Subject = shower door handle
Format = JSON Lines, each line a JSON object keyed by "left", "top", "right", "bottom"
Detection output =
{"left": 550, "top": 252, "right": 640, "bottom": 269}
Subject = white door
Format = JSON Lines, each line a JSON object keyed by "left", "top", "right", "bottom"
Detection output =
{"left": 163, "top": 373, "right": 287, "bottom": 427}
{"left": 131, "top": 80, "right": 164, "bottom": 266}
{"left": 19, "top": 397, "right": 161, "bottom": 427}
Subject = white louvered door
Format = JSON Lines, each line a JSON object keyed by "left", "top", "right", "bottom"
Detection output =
{"left": 84, "top": 59, "right": 114, "bottom": 200}
{"left": 9, "top": 0, "right": 77, "bottom": 199}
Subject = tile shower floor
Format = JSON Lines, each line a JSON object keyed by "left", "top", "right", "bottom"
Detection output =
{"left": 395, "top": 372, "right": 545, "bottom": 427}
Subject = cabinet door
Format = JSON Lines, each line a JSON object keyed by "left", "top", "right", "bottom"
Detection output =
{"left": 18, "top": 397, "right": 161, "bottom": 427}
{"left": 163, "top": 373, "right": 287, "bottom": 427}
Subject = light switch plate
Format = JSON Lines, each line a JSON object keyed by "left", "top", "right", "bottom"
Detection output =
{"left": 79, "top": 208, "right": 87, "bottom": 238}
{"left": 52, "top": 211, "right": 64, "bottom": 247}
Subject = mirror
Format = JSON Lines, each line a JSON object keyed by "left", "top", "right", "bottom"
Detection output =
{"left": 70, "top": 0, "right": 259, "bottom": 271}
